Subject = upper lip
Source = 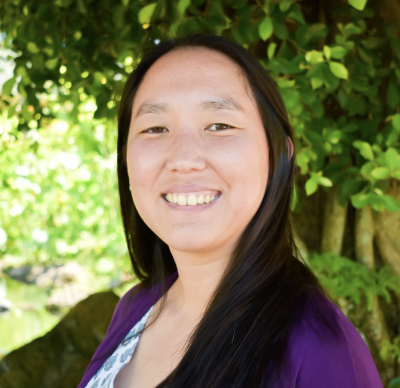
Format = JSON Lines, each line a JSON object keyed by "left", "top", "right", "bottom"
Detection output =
{"left": 161, "top": 184, "right": 220, "bottom": 194}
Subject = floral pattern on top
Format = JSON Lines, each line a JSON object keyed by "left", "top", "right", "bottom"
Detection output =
{"left": 85, "top": 306, "right": 153, "bottom": 388}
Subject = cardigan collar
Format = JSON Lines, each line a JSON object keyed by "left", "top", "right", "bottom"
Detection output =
{"left": 78, "top": 271, "right": 179, "bottom": 388}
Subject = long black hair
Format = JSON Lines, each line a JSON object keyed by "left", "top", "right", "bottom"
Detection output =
{"left": 117, "top": 33, "right": 340, "bottom": 387}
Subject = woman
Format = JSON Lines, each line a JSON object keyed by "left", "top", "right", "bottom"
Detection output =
{"left": 78, "top": 34, "right": 383, "bottom": 388}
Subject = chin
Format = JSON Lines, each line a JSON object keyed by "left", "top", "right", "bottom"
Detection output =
{"left": 163, "top": 233, "right": 222, "bottom": 255}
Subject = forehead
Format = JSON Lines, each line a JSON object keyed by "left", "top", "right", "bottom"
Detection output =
{"left": 134, "top": 47, "right": 252, "bottom": 103}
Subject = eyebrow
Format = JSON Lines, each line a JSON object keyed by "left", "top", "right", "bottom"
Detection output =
{"left": 199, "top": 98, "right": 244, "bottom": 112}
{"left": 134, "top": 97, "right": 244, "bottom": 118}
{"left": 135, "top": 102, "right": 169, "bottom": 118}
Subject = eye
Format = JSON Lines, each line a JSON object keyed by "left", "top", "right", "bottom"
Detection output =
{"left": 207, "top": 123, "right": 234, "bottom": 131}
{"left": 142, "top": 127, "right": 168, "bottom": 134}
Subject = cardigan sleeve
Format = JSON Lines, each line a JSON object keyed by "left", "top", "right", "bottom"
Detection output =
{"left": 279, "top": 303, "right": 384, "bottom": 388}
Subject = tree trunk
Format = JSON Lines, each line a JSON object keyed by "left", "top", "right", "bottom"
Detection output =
{"left": 374, "top": 180, "right": 400, "bottom": 277}
{"left": 354, "top": 206, "right": 394, "bottom": 384}
{"left": 321, "top": 186, "right": 347, "bottom": 255}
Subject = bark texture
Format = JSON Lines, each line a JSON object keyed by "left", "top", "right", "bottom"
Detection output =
{"left": 321, "top": 186, "right": 348, "bottom": 255}
{"left": 354, "top": 206, "right": 394, "bottom": 383}
{"left": 374, "top": 181, "right": 400, "bottom": 277}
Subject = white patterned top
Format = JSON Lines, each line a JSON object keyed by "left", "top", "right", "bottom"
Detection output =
{"left": 85, "top": 306, "right": 153, "bottom": 388}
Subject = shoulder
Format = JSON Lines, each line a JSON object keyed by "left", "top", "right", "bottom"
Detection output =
{"left": 279, "top": 293, "right": 383, "bottom": 388}
{"left": 106, "top": 283, "right": 148, "bottom": 334}
{"left": 107, "top": 271, "right": 178, "bottom": 333}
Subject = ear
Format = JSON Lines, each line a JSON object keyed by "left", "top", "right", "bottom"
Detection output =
{"left": 121, "top": 144, "right": 127, "bottom": 166}
{"left": 286, "top": 137, "right": 294, "bottom": 160}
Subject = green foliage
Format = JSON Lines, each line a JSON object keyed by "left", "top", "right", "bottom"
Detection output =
{"left": 0, "top": 0, "right": 399, "bottom": 214}
{"left": 0, "top": 101, "right": 129, "bottom": 278}
{"left": 388, "top": 376, "right": 400, "bottom": 388}
{"left": 348, "top": 0, "right": 367, "bottom": 12}
{"left": 307, "top": 252, "right": 400, "bottom": 310}
{"left": 381, "top": 336, "right": 400, "bottom": 368}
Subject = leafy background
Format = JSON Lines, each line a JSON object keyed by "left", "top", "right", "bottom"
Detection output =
{"left": 1, "top": 0, "right": 400, "bottom": 386}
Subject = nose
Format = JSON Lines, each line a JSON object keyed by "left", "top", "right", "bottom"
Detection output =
{"left": 165, "top": 131, "right": 207, "bottom": 173}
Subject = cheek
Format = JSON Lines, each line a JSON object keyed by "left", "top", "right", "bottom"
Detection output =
{"left": 127, "top": 140, "right": 163, "bottom": 189}
{"left": 126, "top": 140, "right": 165, "bottom": 221}
{"left": 215, "top": 136, "right": 268, "bottom": 204}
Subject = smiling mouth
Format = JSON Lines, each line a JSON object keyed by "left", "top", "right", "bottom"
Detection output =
{"left": 162, "top": 191, "right": 221, "bottom": 206}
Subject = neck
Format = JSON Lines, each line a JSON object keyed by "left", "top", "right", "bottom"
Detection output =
{"left": 166, "top": 248, "right": 230, "bottom": 319}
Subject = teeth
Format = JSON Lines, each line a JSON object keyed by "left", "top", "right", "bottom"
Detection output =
{"left": 178, "top": 195, "right": 187, "bottom": 206}
{"left": 164, "top": 193, "right": 219, "bottom": 206}
{"left": 188, "top": 195, "right": 197, "bottom": 206}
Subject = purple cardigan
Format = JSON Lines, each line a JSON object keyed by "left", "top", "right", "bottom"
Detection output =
{"left": 78, "top": 272, "right": 383, "bottom": 388}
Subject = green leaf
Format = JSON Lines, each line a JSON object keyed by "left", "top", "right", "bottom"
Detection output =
{"left": 138, "top": 3, "right": 157, "bottom": 24}
{"left": 2, "top": 76, "right": 16, "bottom": 96}
{"left": 385, "top": 148, "right": 398, "bottom": 170}
{"left": 371, "top": 167, "right": 390, "bottom": 180}
{"left": 389, "top": 377, "right": 400, "bottom": 388}
{"left": 305, "top": 177, "right": 318, "bottom": 195}
{"left": 343, "top": 23, "right": 363, "bottom": 38}
{"left": 272, "top": 19, "right": 288, "bottom": 40}
{"left": 369, "top": 194, "right": 386, "bottom": 212}
{"left": 304, "top": 130, "right": 322, "bottom": 145}
{"left": 348, "top": 0, "right": 367, "bottom": 11}
{"left": 387, "top": 83, "right": 400, "bottom": 110}
{"left": 287, "top": 5, "right": 305, "bottom": 25}
{"left": 330, "top": 46, "right": 350, "bottom": 59}
{"left": 380, "top": 195, "right": 400, "bottom": 212}
{"left": 308, "top": 23, "right": 329, "bottom": 43}
{"left": 178, "top": 0, "right": 191, "bottom": 15}
{"left": 329, "top": 62, "right": 348, "bottom": 79}
{"left": 351, "top": 192, "right": 370, "bottom": 208}
{"left": 340, "top": 179, "right": 362, "bottom": 198}
{"left": 323, "top": 46, "right": 331, "bottom": 60}
{"left": 360, "top": 162, "right": 374, "bottom": 179}
{"left": 326, "top": 130, "right": 342, "bottom": 144}
{"left": 279, "top": 0, "right": 293, "bottom": 12}
{"left": 353, "top": 141, "right": 374, "bottom": 161}
{"left": 311, "top": 77, "right": 323, "bottom": 89}
{"left": 318, "top": 177, "right": 333, "bottom": 187}
{"left": 321, "top": 64, "right": 340, "bottom": 89}
{"left": 305, "top": 50, "right": 323, "bottom": 64}
{"left": 392, "top": 114, "right": 400, "bottom": 131}
{"left": 27, "top": 42, "right": 40, "bottom": 54}
{"left": 45, "top": 57, "right": 59, "bottom": 70}
{"left": 259, "top": 18, "right": 273, "bottom": 41}
{"left": 267, "top": 43, "right": 277, "bottom": 60}
{"left": 43, "top": 47, "right": 54, "bottom": 57}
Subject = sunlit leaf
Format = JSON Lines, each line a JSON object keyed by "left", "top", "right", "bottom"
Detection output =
{"left": 138, "top": 3, "right": 157, "bottom": 24}
{"left": 348, "top": 0, "right": 367, "bottom": 11}
{"left": 329, "top": 62, "right": 349, "bottom": 79}
{"left": 371, "top": 167, "right": 390, "bottom": 180}
{"left": 353, "top": 141, "right": 374, "bottom": 161}
{"left": 258, "top": 18, "right": 273, "bottom": 41}
{"left": 305, "top": 177, "right": 318, "bottom": 195}
{"left": 392, "top": 114, "right": 400, "bottom": 131}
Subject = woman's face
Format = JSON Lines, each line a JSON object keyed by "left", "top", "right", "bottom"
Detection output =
{"left": 127, "top": 48, "right": 269, "bottom": 256}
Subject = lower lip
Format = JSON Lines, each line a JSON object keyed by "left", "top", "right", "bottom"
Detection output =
{"left": 162, "top": 195, "right": 221, "bottom": 212}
